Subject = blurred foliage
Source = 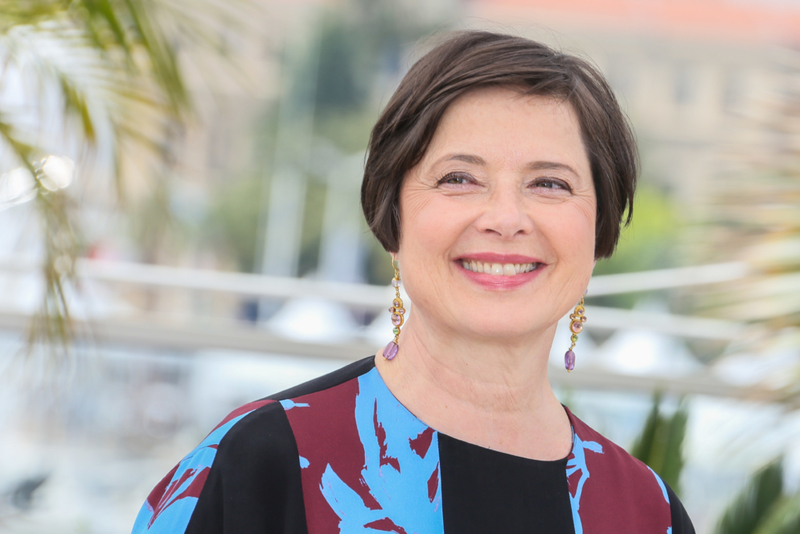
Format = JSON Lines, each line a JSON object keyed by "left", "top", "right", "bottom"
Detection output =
{"left": 206, "top": 169, "right": 263, "bottom": 272}
{"left": 594, "top": 184, "right": 680, "bottom": 275}
{"left": 592, "top": 184, "right": 681, "bottom": 308}
{"left": 130, "top": 174, "right": 175, "bottom": 264}
{"left": 206, "top": 0, "right": 433, "bottom": 285}
{"left": 365, "top": 233, "right": 396, "bottom": 285}
{"left": 687, "top": 53, "right": 800, "bottom": 395}
{"left": 305, "top": 2, "right": 433, "bottom": 284}
{"left": 752, "top": 493, "right": 800, "bottom": 534}
{"left": 314, "top": 107, "right": 382, "bottom": 155}
{"left": 0, "top": 0, "right": 250, "bottom": 356}
{"left": 297, "top": 181, "right": 327, "bottom": 277}
{"left": 714, "top": 457, "right": 800, "bottom": 534}
{"left": 628, "top": 397, "right": 800, "bottom": 533}
{"left": 311, "top": 0, "right": 414, "bottom": 119}
{"left": 629, "top": 392, "right": 688, "bottom": 496}
{"left": 716, "top": 459, "right": 782, "bottom": 534}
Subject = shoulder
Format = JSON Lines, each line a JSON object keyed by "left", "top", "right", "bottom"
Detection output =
{"left": 565, "top": 408, "right": 694, "bottom": 534}
{"left": 567, "top": 408, "right": 663, "bottom": 490}
{"left": 267, "top": 356, "right": 376, "bottom": 402}
{"left": 132, "top": 398, "right": 281, "bottom": 533}
{"left": 132, "top": 356, "right": 376, "bottom": 534}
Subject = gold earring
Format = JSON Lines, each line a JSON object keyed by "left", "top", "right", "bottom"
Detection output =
{"left": 565, "top": 297, "right": 586, "bottom": 372}
{"left": 383, "top": 256, "right": 404, "bottom": 360}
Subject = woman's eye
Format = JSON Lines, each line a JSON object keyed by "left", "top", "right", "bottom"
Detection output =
{"left": 438, "top": 172, "right": 473, "bottom": 185}
{"left": 532, "top": 178, "right": 570, "bottom": 191}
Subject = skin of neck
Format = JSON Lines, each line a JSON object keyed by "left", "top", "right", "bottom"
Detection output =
{"left": 375, "top": 305, "right": 574, "bottom": 461}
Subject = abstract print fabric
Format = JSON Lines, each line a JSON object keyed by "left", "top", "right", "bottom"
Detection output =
{"left": 133, "top": 357, "right": 694, "bottom": 534}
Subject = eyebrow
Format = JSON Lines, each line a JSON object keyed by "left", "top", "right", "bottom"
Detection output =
{"left": 446, "top": 154, "right": 485, "bottom": 165}
{"left": 526, "top": 161, "right": 579, "bottom": 176}
{"left": 441, "top": 154, "right": 579, "bottom": 176}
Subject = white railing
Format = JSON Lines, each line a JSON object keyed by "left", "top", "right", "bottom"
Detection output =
{"left": 0, "top": 254, "right": 773, "bottom": 401}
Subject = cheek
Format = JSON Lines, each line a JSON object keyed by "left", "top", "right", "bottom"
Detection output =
{"left": 397, "top": 194, "right": 471, "bottom": 307}
{"left": 399, "top": 192, "right": 465, "bottom": 255}
{"left": 538, "top": 201, "right": 596, "bottom": 264}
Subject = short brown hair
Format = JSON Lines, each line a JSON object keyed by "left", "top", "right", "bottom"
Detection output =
{"left": 361, "top": 30, "right": 637, "bottom": 258}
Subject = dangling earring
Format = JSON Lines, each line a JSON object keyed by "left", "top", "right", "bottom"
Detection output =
{"left": 383, "top": 256, "right": 405, "bottom": 360}
{"left": 565, "top": 297, "right": 586, "bottom": 372}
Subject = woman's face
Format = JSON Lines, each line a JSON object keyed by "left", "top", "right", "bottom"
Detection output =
{"left": 397, "top": 87, "right": 596, "bottom": 342}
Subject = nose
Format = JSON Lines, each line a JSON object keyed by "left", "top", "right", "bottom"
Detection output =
{"left": 475, "top": 182, "right": 535, "bottom": 238}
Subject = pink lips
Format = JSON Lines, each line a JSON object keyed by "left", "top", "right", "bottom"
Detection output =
{"left": 455, "top": 253, "right": 546, "bottom": 290}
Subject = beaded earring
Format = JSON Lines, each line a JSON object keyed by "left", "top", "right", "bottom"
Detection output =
{"left": 383, "top": 257, "right": 405, "bottom": 360}
{"left": 564, "top": 297, "right": 586, "bottom": 372}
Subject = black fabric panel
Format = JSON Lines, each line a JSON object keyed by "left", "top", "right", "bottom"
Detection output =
{"left": 667, "top": 484, "right": 696, "bottom": 534}
{"left": 267, "top": 356, "right": 375, "bottom": 401}
{"left": 439, "top": 433, "right": 575, "bottom": 534}
{"left": 185, "top": 402, "right": 308, "bottom": 534}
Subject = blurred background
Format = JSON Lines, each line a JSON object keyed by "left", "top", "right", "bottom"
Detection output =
{"left": 0, "top": 0, "right": 799, "bottom": 532}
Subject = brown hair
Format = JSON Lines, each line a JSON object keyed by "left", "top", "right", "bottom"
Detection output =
{"left": 361, "top": 30, "right": 637, "bottom": 259}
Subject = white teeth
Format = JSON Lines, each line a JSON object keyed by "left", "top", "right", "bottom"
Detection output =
{"left": 461, "top": 260, "right": 540, "bottom": 276}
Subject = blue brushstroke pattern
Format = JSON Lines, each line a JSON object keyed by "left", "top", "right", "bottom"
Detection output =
{"left": 132, "top": 411, "right": 254, "bottom": 533}
{"left": 566, "top": 432, "right": 604, "bottom": 534}
{"left": 280, "top": 399, "right": 310, "bottom": 410}
{"left": 646, "top": 467, "right": 673, "bottom": 534}
{"left": 318, "top": 368, "right": 444, "bottom": 533}
{"left": 646, "top": 466, "right": 670, "bottom": 504}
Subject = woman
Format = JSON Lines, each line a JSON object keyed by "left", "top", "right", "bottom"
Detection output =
{"left": 133, "top": 31, "right": 694, "bottom": 533}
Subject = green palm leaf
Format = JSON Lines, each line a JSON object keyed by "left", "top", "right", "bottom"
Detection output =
{"left": 630, "top": 392, "right": 688, "bottom": 495}
{"left": 715, "top": 458, "right": 784, "bottom": 534}
{"left": 753, "top": 494, "right": 800, "bottom": 534}
{"left": 0, "top": 0, "right": 251, "bottom": 358}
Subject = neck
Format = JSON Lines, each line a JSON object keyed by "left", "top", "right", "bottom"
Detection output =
{"left": 375, "top": 311, "right": 572, "bottom": 460}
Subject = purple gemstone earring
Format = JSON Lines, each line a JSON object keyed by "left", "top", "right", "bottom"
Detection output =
{"left": 383, "top": 256, "right": 405, "bottom": 360}
{"left": 565, "top": 297, "right": 586, "bottom": 372}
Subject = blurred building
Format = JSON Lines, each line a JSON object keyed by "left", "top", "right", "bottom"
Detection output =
{"left": 473, "top": 0, "right": 797, "bottom": 214}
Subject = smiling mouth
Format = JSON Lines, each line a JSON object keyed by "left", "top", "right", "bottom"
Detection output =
{"left": 460, "top": 260, "right": 541, "bottom": 276}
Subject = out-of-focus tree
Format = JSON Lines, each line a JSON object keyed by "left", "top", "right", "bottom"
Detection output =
{"left": 628, "top": 400, "right": 800, "bottom": 533}
{"left": 714, "top": 458, "right": 800, "bottom": 534}
{"left": 629, "top": 392, "right": 688, "bottom": 497}
{"left": 593, "top": 183, "right": 682, "bottom": 309}
{"left": 0, "top": 0, "right": 251, "bottom": 358}
{"left": 204, "top": 0, "right": 438, "bottom": 284}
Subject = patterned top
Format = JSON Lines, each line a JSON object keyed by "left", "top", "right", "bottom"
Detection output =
{"left": 132, "top": 357, "right": 695, "bottom": 534}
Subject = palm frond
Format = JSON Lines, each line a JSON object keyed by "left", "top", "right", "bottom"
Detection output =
{"left": 714, "top": 458, "right": 784, "bottom": 534}
{"left": 0, "top": 114, "right": 37, "bottom": 171}
{"left": 120, "top": 0, "right": 189, "bottom": 113}
{"left": 753, "top": 493, "right": 800, "bottom": 534}
{"left": 629, "top": 392, "right": 687, "bottom": 495}
{"left": 693, "top": 53, "right": 800, "bottom": 332}
{"left": 0, "top": 112, "right": 78, "bottom": 358}
{"left": 0, "top": 0, "right": 252, "bottom": 360}
{"left": 630, "top": 392, "right": 661, "bottom": 463}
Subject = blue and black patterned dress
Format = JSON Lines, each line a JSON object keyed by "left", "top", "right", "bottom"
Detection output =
{"left": 132, "top": 357, "right": 694, "bottom": 534}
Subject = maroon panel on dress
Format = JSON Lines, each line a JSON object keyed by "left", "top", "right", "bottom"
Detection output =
{"left": 567, "top": 410, "right": 672, "bottom": 534}
{"left": 282, "top": 379, "right": 374, "bottom": 532}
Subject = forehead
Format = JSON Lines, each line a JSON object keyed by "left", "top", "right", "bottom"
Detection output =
{"left": 422, "top": 86, "right": 588, "bottom": 166}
